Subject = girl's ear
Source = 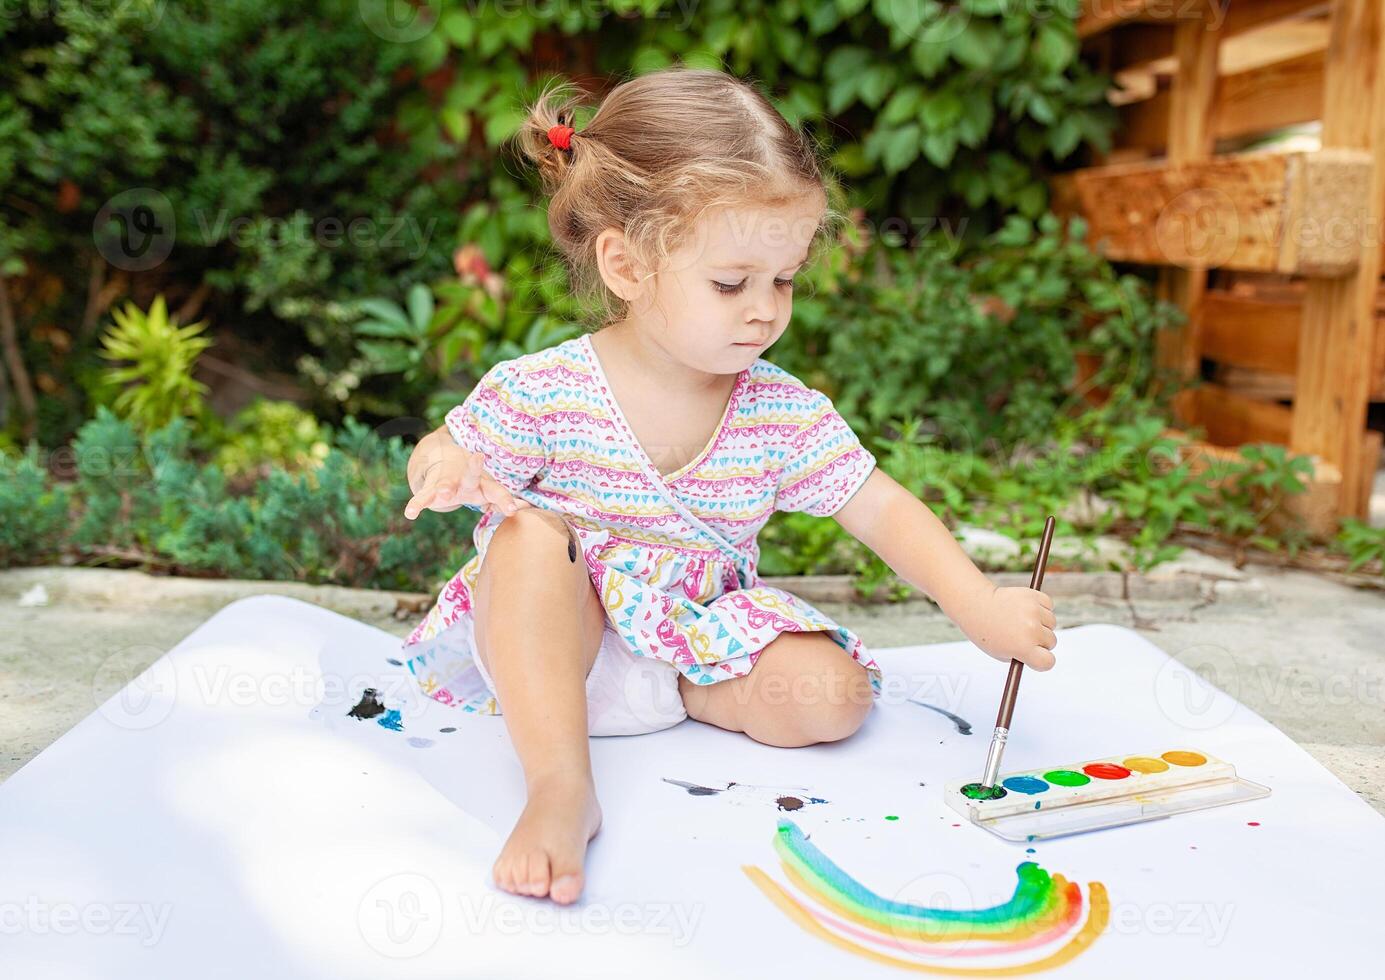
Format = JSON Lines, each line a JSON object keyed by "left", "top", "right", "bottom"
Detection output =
{"left": 594, "top": 227, "right": 647, "bottom": 303}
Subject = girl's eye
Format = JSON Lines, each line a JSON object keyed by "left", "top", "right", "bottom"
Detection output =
{"left": 712, "top": 278, "right": 795, "bottom": 295}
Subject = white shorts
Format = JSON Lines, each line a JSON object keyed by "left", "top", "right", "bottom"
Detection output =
{"left": 471, "top": 619, "right": 688, "bottom": 737}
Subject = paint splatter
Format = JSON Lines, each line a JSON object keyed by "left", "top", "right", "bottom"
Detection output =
{"left": 742, "top": 818, "right": 1108, "bottom": 972}
{"left": 376, "top": 709, "right": 403, "bottom": 731}
{"left": 663, "top": 778, "right": 723, "bottom": 797}
{"left": 347, "top": 688, "right": 386, "bottom": 720}
{"left": 439, "top": 727, "right": 457, "bottom": 733}
{"left": 1247, "top": 821, "right": 1260, "bottom": 827}
{"left": 663, "top": 778, "right": 828, "bottom": 810}
{"left": 884, "top": 815, "right": 899, "bottom": 821}
{"left": 385, "top": 658, "right": 403, "bottom": 666}
{"left": 908, "top": 698, "right": 973, "bottom": 735}
{"left": 407, "top": 737, "right": 434, "bottom": 749}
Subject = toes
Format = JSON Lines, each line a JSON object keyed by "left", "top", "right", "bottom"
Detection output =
{"left": 549, "top": 860, "right": 584, "bottom": 905}
{"left": 492, "top": 857, "right": 516, "bottom": 895}
{"left": 520, "top": 851, "right": 552, "bottom": 897}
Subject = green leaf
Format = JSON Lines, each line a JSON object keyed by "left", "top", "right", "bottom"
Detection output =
{"left": 1027, "top": 92, "right": 1057, "bottom": 125}
{"left": 407, "top": 283, "right": 434, "bottom": 331}
{"left": 880, "top": 85, "right": 925, "bottom": 126}
{"left": 441, "top": 10, "right": 475, "bottom": 47}
{"left": 355, "top": 319, "right": 419, "bottom": 339}
{"left": 1033, "top": 22, "right": 1076, "bottom": 75}
{"left": 953, "top": 21, "right": 1002, "bottom": 69}
{"left": 921, "top": 91, "right": 962, "bottom": 132}
{"left": 882, "top": 123, "right": 922, "bottom": 173}
{"left": 355, "top": 340, "right": 418, "bottom": 374}
{"left": 357, "top": 299, "right": 410, "bottom": 331}
{"left": 1048, "top": 116, "right": 1081, "bottom": 158}
{"left": 483, "top": 104, "right": 524, "bottom": 146}
{"left": 920, "top": 130, "right": 957, "bottom": 167}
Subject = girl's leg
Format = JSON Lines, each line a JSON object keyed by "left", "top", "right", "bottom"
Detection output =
{"left": 471, "top": 507, "right": 608, "bottom": 905}
{"left": 677, "top": 630, "right": 874, "bottom": 747}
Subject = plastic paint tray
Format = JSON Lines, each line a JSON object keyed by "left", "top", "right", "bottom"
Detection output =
{"left": 945, "top": 749, "right": 1271, "bottom": 842}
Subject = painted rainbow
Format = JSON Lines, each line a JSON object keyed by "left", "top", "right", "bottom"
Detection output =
{"left": 743, "top": 818, "right": 1108, "bottom": 975}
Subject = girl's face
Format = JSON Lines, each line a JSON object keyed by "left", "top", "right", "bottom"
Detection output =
{"left": 622, "top": 193, "right": 825, "bottom": 376}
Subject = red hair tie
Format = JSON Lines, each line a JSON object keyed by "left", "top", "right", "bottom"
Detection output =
{"left": 547, "top": 124, "right": 575, "bottom": 150}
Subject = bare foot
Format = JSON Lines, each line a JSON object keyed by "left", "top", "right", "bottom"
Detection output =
{"left": 491, "top": 772, "right": 603, "bottom": 904}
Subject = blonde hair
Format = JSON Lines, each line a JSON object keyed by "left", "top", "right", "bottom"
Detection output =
{"left": 513, "top": 67, "right": 846, "bottom": 328}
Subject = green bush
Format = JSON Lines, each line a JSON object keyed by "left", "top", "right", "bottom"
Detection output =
{"left": 0, "top": 448, "right": 71, "bottom": 566}
{"left": 16, "top": 406, "right": 472, "bottom": 589}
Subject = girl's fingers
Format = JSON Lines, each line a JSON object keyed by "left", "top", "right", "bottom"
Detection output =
{"left": 1038, "top": 625, "right": 1057, "bottom": 650}
{"left": 1029, "top": 646, "right": 1056, "bottom": 670}
{"left": 404, "top": 486, "right": 435, "bottom": 520}
{"left": 1039, "top": 606, "right": 1057, "bottom": 630}
{"left": 481, "top": 476, "right": 519, "bottom": 516}
{"left": 1031, "top": 589, "right": 1053, "bottom": 610}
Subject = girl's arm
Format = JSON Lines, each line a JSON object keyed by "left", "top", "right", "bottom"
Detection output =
{"left": 832, "top": 469, "right": 1057, "bottom": 669}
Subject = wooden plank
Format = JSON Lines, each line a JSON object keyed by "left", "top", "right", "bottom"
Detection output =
{"left": 1079, "top": 0, "right": 1180, "bottom": 41}
{"left": 1116, "top": 49, "right": 1324, "bottom": 151}
{"left": 1193, "top": 382, "right": 1293, "bottom": 445}
{"left": 1360, "top": 428, "right": 1384, "bottom": 515}
{"left": 1201, "top": 292, "right": 1301, "bottom": 373}
{"left": 1158, "top": 10, "right": 1222, "bottom": 425}
{"left": 1050, "top": 149, "right": 1372, "bottom": 275}
{"left": 1098, "top": 0, "right": 1330, "bottom": 71}
{"left": 1290, "top": 0, "right": 1385, "bottom": 521}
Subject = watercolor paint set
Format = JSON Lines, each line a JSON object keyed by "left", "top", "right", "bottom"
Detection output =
{"left": 946, "top": 749, "right": 1271, "bottom": 842}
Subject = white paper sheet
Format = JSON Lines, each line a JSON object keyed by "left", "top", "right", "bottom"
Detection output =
{"left": 0, "top": 594, "right": 1379, "bottom": 976}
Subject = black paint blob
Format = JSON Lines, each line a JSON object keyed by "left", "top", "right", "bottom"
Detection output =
{"left": 347, "top": 688, "right": 386, "bottom": 720}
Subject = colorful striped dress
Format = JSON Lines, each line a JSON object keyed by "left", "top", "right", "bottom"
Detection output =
{"left": 399, "top": 331, "right": 883, "bottom": 714}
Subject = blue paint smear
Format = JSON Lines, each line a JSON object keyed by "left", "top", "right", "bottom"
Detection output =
{"left": 1002, "top": 775, "right": 1049, "bottom": 795}
{"left": 376, "top": 708, "right": 403, "bottom": 731}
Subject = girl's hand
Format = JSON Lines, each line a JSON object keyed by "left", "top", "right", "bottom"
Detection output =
{"left": 957, "top": 585, "right": 1057, "bottom": 671}
{"left": 405, "top": 447, "right": 530, "bottom": 520}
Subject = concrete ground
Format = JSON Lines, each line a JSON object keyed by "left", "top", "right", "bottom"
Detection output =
{"left": 1, "top": 557, "right": 1382, "bottom": 814}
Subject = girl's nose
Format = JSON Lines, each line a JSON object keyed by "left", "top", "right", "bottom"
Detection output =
{"left": 745, "top": 282, "right": 778, "bottom": 324}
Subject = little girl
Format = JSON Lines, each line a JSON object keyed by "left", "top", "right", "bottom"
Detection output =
{"left": 398, "top": 68, "right": 1057, "bottom": 906}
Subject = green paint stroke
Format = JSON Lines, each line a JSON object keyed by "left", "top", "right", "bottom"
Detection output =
{"left": 772, "top": 818, "right": 1069, "bottom": 937}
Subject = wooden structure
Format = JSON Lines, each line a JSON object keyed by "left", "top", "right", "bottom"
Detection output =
{"left": 1053, "top": 0, "right": 1385, "bottom": 533}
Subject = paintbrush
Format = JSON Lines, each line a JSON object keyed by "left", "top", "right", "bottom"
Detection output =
{"left": 972, "top": 515, "right": 1056, "bottom": 798}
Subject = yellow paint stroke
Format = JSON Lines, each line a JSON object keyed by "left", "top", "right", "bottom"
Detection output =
{"left": 741, "top": 866, "right": 1109, "bottom": 977}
